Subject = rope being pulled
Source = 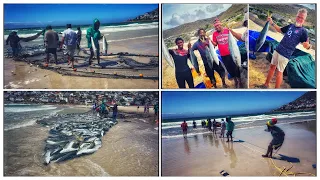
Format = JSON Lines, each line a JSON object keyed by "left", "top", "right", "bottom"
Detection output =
{"left": 234, "top": 138, "right": 315, "bottom": 177}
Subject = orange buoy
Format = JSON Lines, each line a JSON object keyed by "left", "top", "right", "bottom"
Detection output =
{"left": 44, "top": 63, "right": 48, "bottom": 67}
{"left": 139, "top": 73, "right": 143, "bottom": 77}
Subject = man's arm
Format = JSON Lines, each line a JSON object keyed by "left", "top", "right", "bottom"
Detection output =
{"left": 267, "top": 16, "right": 282, "bottom": 33}
{"left": 229, "top": 28, "right": 243, "bottom": 41}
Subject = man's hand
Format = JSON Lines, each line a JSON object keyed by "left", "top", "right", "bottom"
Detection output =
{"left": 267, "top": 16, "right": 274, "bottom": 25}
{"left": 302, "top": 38, "right": 311, "bottom": 49}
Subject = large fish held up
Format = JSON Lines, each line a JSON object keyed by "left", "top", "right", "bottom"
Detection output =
{"left": 162, "top": 38, "right": 174, "bottom": 67}
{"left": 208, "top": 40, "right": 220, "bottom": 65}
{"left": 255, "top": 21, "right": 270, "bottom": 52}
{"left": 205, "top": 46, "right": 214, "bottom": 69}
{"left": 102, "top": 35, "right": 108, "bottom": 56}
{"left": 189, "top": 49, "right": 200, "bottom": 73}
{"left": 91, "top": 37, "right": 97, "bottom": 58}
{"left": 228, "top": 31, "right": 242, "bottom": 67}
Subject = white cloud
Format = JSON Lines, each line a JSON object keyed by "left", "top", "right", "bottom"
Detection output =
{"left": 163, "top": 4, "right": 232, "bottom": 30}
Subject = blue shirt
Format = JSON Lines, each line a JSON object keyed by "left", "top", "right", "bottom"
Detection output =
{"left": 191, "top": 39, "right": 210, "bottom": 64}
{"left": 276, "top": 24, "right": 308, "bottom": 59}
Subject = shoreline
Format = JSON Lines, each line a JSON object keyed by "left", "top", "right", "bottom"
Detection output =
{"left": 4, "top": 105, "right": 159, "bottom": 176}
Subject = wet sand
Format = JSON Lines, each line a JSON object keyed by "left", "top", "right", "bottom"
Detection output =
{"left": 4, "top": 106, "right": 159, "bottom": 176}
{"left": 162, "top": 27, "right": 247, "bottom": 89}
{"left": 162, "top": 120, "right": 316, "bottom": 176}
{"left": 249, "top": 19, "right": 315, "bottom": 89}
{"left": 4, "top": 36, "right": 159, "bottom": 89}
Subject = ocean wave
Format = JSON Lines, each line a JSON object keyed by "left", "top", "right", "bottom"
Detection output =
{"left": 4, "top": 109, "right": 62, "bottom": 131}
{"left": 4, "top": 105, "right": 57, "bottom": 113}
{"left": 162, "top": 111, "right": 316, "bottom": 130}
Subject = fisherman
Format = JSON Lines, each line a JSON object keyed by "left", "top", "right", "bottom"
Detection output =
{"left": 44, "top": 25, "right": 59, "bottom": 65}
{"left": 154, "top": 103, "right": 159, "bottom": 117}
{"left": 220, "top": 119, "right": 226, "bottom": 138}
{"left": 208, "top": 118, "right": 212, "bottom": 131}
{"left": 112, "top": 104, "right": 118, "bottom": 122}
{"left": 201, "top": 120, "right": 205, "bottom": 128}
{"left": 262, "top": 118, "right": 285, "bottom": 158}
{"left": 100, "top": 102, "right": 106, "bottom": 118}
{"left": 6, "top": 31, "right": 21, "bottom": 58}
{"left": 259, "top": 8, "right": 311, "bottom": 88}
{"left": 168, "top": 37, "right": 195, "bottom": 88}
{"left": 181, "top": 120, "right": 188, "bottom": 138}
{"left": 212, "top": 18, "right": 242, "bottom": 88}
{"left": 193, "top": 120, "right": 197, "bottom": 129}
{"left": 226, "top": 116, "right": 234, "bottom": 142}
{"left": 86, "top": 18, "right": 102, "bottom": 65}
{"left": 212, "top": 119, "right": 217, "bottom": 134}
{"left": 61, "top": 24, "right": 77, "bottom": 69}
{"left": 189, "top": 28, "right": 227, "bottom": 88}
{"left": 76, "top": 27, "right": 82, "bottom": 54}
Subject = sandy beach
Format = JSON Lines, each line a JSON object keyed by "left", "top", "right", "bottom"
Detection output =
{"left": 162, "top": 27, "right": 247, "bottom": 89}
{"left": 4, "top": 105, "right": 159, "bottom": 176}
{"left": 162, "top": 120, "right": 316, "bottom": 176}
{"left": 4, "top": 28, "right": 159, "bottom": 89}
{"left": 248, "top": 19, "right": 316, "bottom": 89}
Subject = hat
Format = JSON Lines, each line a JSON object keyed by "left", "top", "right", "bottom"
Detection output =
{"left": 213, "top": 18, "right": 222, "bottom": 27}
{"left": 267, "top": 118, "right": 277, "bottom": 126}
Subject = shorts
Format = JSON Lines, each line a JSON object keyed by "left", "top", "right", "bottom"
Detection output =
{"left": 226, "top": 130, "right": 233, "bottom": 136}
{"left": 66, "top": 46, "right": 76, "bottom": 60}
{"left": 271, "top": 50, "right": 289, "bottom": 73}
{"left": 46, "top": 48, "right": 57, "bottom": 54}
{"left": 270, "top": 138, "right": 284, "bottom": 150}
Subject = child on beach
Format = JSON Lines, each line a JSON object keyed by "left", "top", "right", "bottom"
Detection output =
{"left": 220, "top": 119, "right": 226, "bottom": 138}
{"left": 262, "top": 118, "right": 285, "bottom": 158}
{"left": 212, "top": 119, "right": 217, "bottom": 134}
{"left": 226, "top": 117, "right": 234, "bottom": 142}
{"left": 181, "top": 120, "right": 188, "bottom": 138}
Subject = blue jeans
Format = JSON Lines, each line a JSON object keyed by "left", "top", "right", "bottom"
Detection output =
{"left": 113, "top": 112, "right": 117, "bottom": 121}
{"left": 12, "top": 47, "right": 19, "bottom": 57}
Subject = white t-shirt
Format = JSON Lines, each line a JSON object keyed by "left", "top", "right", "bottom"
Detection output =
{"left": 62, "top": 28, "right": 77, "bottom": 47}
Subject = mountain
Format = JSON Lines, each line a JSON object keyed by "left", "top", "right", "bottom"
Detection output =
{"left": 163, "top": 4, "right": 246, "bottom": 39}
{"left": 127, "top": 8, "right": 159, "bottom": 22}
{"left": 273, "top": 92, "right": 316, "bottom": 112}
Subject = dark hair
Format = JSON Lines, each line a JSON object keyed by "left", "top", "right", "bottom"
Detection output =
{"left": 67, "top": 24, "right": 72, "bottom": 28}
{"left": 198, "top": 28, "right": 205, "bottom": 36}
{"left": 77, "top": 27, "right": 81, "bottom": 30}
{"left": 243, "top": 20, "right": 248, "bottom": 27}
{"left": 175, "top": 37, "right": 184, "bottom": 44}
{"left": 46, "top": 25, "right": 52, "bottom": 30}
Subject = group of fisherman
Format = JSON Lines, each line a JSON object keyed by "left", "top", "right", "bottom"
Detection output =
{"left": 6, "top": 18, "right": 104, "bottom": 69}
{"left": 181, "top": 117, "right": 285, "bottom": 158}
{"left": 167, "top": 8, "right": 311, "bottom": 89}
{"left": 92, "top": 100, "right": 118, "bottom": 122}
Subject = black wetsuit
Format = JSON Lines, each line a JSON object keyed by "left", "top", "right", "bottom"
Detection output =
{"left": 191, "top": 39, "right": 226, "bottom": 84}
{"left": 169, "top": 49, "right": 194, "bottom": 88}
{"left": 269, "top": 126, "right": 285, "bottom": 149}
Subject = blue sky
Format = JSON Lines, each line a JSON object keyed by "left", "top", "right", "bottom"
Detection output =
{"left": 4, "top": 4, "right": 158, "bottom": 28}
{"left": 162, "top": 91, "right": 306, "bottom": 119}
{"left": 162, "top": 4, "right": 232, "bottom": 30}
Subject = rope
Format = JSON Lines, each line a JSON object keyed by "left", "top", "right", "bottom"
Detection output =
{"left": 234, "top": 138, "right": 315, "bottom": 176}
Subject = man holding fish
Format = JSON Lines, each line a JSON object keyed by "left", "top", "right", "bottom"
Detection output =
{"left": 212, "top": 18, "right": 243, "bottom": 88}
{"left": 189, "top": 28, "right": 228, "bottom": 88}
{"left": 259, "top": 8, "right": 311, "bottom": 88}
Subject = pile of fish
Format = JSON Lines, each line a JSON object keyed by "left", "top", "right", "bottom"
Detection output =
{"left": 37, "top": 113, "right": 117, "bottom": 165}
